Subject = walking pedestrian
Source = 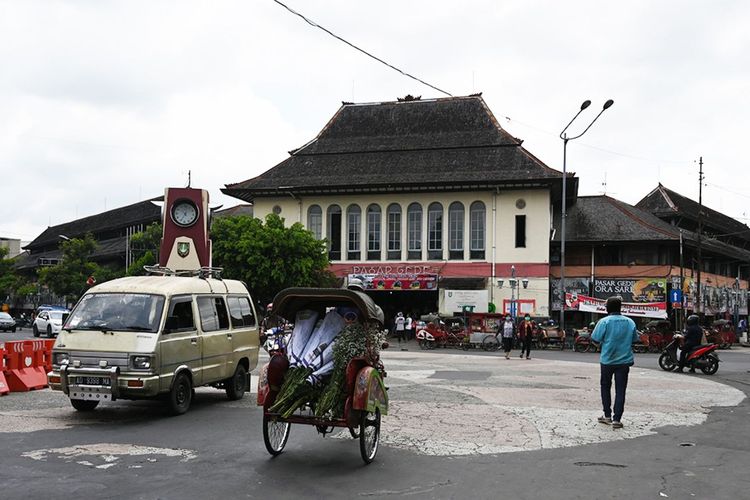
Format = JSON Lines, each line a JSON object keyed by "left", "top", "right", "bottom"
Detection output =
{"left": 500, "top": 315, "right": 515, "bottom": 359}
{"left": 518, "top": 314, "right": 534, "bottom": 359}
{"left": 405, "top": 313, "right": 413, "bottom": 341}
{"left": 591, "top": 296, "right": 640, "bottom": 429}
{"left": 394, "top": 312, "right": 407, "bottom": 350}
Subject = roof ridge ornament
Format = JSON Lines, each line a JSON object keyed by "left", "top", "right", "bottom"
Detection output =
{"left": 397, "top": 94, "right": 421, "bottom": 102}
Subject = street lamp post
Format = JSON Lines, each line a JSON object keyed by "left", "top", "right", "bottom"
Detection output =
{"left": 498, "top": 265, "right": 529, "bottom": 322}
{"left": 558, "top": 99, "right": 614, "bottom": 336}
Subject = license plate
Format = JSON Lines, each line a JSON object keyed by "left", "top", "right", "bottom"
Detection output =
{"left": 77, "top": 376, "right": 111, "bottom": 386}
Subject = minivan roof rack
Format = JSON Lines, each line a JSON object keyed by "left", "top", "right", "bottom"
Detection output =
{"left": 143, "top": 265, "right": 224, "bottom": 280}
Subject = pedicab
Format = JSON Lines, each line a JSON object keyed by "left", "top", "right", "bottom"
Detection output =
{"left": 256, "top": 288, "right": 388, "bottom": 464}
{"left": 707, "top": 319, "right": 736, "bottom": 349}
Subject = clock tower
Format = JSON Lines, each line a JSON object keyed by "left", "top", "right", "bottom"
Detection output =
{"left": 160, "top": 187, "right": 212, "bottom": 270}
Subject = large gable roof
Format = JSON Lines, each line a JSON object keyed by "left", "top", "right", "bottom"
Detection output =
{"left": 25, "top": 198, "right": 162, "bottom": 250}
{"left": 636, "top": 184, "right": 750, "bottom": 243}
{"left": 555, "top": 195, "right": 750, "bottom": 261}
{"left": 223, "top": 95, "right": 568, "bottom": 201}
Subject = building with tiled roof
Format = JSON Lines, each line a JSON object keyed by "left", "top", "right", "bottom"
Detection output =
{"left": 552, "top": 195, "right": 749, "bottom": 322}
{"left": 224, "top": 95, "right": 569, "bottom": 319}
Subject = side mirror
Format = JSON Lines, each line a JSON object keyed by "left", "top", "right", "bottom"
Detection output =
{"left": 164, "top": 315, "right": 180, "bottom": 333}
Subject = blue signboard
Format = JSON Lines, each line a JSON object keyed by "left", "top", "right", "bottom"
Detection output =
{"left": 670, "top": 289, "right": 682, "bottom": 303}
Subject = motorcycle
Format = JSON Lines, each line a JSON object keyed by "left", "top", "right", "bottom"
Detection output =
{"left": 262, "top": 326, "right": 288, "bottom": 355}
{"left": 658, "top": 334, "right": 720, "bottom": 375}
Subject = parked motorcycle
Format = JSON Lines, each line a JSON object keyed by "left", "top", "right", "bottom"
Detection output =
{"left": 658, "top": 334, "right": 720, "bottom": 375}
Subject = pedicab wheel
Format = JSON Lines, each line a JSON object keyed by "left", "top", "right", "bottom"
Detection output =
{"left": 418, "top": 339, "right": 428, "bottom": 350}
{"left": 263, "top": 414, "right": 290, "bottom": 456}
{"left": 349, "top": 426, "right": 360, "bottom": 438}
{"left": 574, "top": 342, "right": 586, "bottom": 353}
{"left": 658, "top": 352, "right": 676, "bottom": 371}
{"left": 482, "top": 335, "right": 499, "bottom": 352}
{"left": 701, "top": 355, "right": 719, "bottom": 375}
{"left": 359, "top": 409, "right": 380, "bottom": 464}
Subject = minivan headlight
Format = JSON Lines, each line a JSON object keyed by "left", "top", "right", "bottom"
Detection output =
{"left": 131, "top": 355, "right": 152, "bottom": 370}
{"left": 54, "top": 352, "right": 70, "bottom": 365}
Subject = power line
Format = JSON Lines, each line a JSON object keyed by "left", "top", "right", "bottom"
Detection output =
{"left": 272, "top": 0, "right": 453, "bottom": 97}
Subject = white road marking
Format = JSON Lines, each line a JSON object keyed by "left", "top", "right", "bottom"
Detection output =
{"left": 22, "top": 443, "right": 197, "bottom": 469}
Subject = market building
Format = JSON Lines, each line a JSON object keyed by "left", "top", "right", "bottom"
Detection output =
{"left": 223, "top": 94, "right": 568, "bottom": 321}
{"left": 552, "top": 194, "right": 750, "bottom": 328}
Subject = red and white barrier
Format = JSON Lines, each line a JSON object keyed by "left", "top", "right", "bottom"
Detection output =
{"left": 2, "top": 340, "right": 53, "bottom": 392}
{"left": 0, "top": 343, "right": 9, "bottom": 396}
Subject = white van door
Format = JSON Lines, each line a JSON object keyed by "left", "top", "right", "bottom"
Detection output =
{"left": 160, "top": 295, "right": 203, "bottom": 391}
{"left": 196, "top": 296, "right": 233, "bottom": 383}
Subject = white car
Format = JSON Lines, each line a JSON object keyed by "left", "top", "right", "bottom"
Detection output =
{"left": 0, "top": 312, "right": 17, "bottom": 332}
{"left": 33, "top": 309, "right": 69, "bottom": 337}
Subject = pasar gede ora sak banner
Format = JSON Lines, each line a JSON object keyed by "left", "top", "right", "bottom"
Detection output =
{"left": 565, "top": 293, "right": 667, "bottom": 319}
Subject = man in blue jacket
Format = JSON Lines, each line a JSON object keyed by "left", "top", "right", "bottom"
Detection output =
{"left": 591, "top": 296, "right": 640, "bottom": 429}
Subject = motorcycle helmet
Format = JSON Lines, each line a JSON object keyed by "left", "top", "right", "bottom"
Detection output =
{"left": 686, "top": 314, "right": 700, "bottom": 326}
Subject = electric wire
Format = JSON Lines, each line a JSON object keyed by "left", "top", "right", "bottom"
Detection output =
{"left": 271, "top": 0, "right": 453, "bottom": 97}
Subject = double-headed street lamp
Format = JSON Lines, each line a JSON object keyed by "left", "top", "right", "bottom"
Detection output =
{"left": 498, "top": 265, "right": 529, "bottom": 321}
{"left": 558, "top": 99, "right": 614, "bottom": 334}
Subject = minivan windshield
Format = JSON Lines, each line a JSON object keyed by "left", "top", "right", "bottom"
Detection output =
{"left": 65, "top": 293, "right": 166, "bottom": 333}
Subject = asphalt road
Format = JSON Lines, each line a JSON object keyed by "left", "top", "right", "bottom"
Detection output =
{"left": 1, "top": 340, "right": 749, "bottom": 500}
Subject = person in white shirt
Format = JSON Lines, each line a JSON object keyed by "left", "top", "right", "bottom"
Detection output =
{"left": 405, "top": 314, "right": 413, "bottom": 340}
{"left": 394, "top": 312, "right": 406, "bottom": 350}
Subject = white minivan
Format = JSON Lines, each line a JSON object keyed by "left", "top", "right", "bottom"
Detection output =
{"left": 48, "top": 275, "right": 259, "bottom": 415}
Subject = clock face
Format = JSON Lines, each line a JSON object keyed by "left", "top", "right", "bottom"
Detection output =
{"left": 171, "top": 200, "right": 199, "bottom": 227}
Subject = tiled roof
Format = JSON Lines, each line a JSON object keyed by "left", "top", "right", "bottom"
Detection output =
{"left": 25, "top": 198, "right": 162, "bottom": 250}
{"left": 555, "top": 195, "right": 750, "bottom": 261}
{"left": 223, "top": 96, "right": 566, "bottom": 201}
{"left": 636, "top": 184, "right": 750, "bottom": 242}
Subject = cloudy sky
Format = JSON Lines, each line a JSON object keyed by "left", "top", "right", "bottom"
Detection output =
{"left": 2, "top": 0, "right": 748, "bottom": 243}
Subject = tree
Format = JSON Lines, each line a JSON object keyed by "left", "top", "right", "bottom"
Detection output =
{"left": 127, "top": 222, "right": 162, "bottom": 275}
{"left": 211, "top": 214, "right": 336, "bottom": 305}
{"left": 39, "top": 233, "right": 101, "bottom": 305}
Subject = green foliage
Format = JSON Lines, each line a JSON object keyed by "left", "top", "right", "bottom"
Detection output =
{"left": 127, "top": 222, "right": 162, "bottom": 276}
{"left": 0, "top": 247, "right": 35, "bottom": 303}
{"left": 211, "top": 214, "right": 335, "bottom": 305}
{"left": 39, "top": 233, "right": 100, "bottom": 304}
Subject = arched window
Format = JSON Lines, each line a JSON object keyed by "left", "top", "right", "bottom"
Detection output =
{"left": 427, "top": 202, "right": 443, "bottom": 260}
{"left": 387, "top": 203, "right": 402, "bottom": 260}
{"left": 366, "top": 204, "right": 382, "bottom": 261}
{"left": 347, "top": 204, "right": 361, "bottom": 261}
{"left": 307, "top": 205, "right": 322, "bottom": 240}
{"left": 326, "top": 205, "right": 342, "bottom": 260}
{"left": 470, "top": 201, "right": 486, "bottom": 260}
{"left": 448, "top": 202, "right": 464, "bottom": 260}
{"left": 407, "top": 203, "right": 422, "bottom": 260}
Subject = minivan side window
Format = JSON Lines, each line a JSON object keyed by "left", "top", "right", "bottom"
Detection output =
{"left": 227, "top": 296, "right": 256, "bottom": 328}
{"left": 167, "top": 296, "right": 195, "bottom": 332}
{"left": 197, "top": 296, "right": 230, "bottom": 332}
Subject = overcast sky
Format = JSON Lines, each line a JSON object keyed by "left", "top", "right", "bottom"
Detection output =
{"left": 2, "top": 0, "right": 748, "bottom": 243}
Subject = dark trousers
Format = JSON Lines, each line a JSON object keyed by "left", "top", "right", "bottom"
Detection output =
{"left": 600, "top": 364, "right": 630, "bottom": 422}
{"left": 519, "top": 335, "right": 532, "bottom": 357}
{"left": 502, "top": 337, "right": 513, "bottom": 353}
{"left": 678, "top": 342, "right": 699, "bottom": 369}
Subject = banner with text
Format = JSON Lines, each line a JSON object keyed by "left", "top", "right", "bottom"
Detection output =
{"left": 348, "top": 273, "right": 438, "bottom": 291}
{"left": 565, "top": 293, "right": 668, "bottom": 319}
{"left": 593, "top": 278, "right": 667, "bottom": 303}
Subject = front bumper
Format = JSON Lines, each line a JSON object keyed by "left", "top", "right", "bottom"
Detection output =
{"left": 49, "top": 365, "right": 161, "bottom": 400}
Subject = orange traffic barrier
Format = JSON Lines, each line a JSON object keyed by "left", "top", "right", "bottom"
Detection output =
{"left": 0, "top": 343, "right": 9, "bottom": 396}
{"left": 31, "top": 340, "right": 55, "bottom": 373}
{"left": 3, "top": 340, "right": 48, "bottom": 392}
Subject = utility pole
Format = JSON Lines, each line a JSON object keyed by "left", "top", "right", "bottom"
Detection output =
{"left": 679, "top": 230, "right": 684, "bottom": 331}
{"left": 696, "top": 157, "right": 704, "bottom": 318}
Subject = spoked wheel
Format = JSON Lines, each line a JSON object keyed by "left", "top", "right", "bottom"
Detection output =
{"left": 574, "top": 342, "right": 587, "bottom": 353}
{"left": 482, "top": 335, "right": 499, "bottom": 352}
{"left": 349, "top": 427, "right": 360, "bottom": 438}
{"left": 263, "top": 414, "right": 291, "bottom": 456}
{"left": 418, "top": 339, "right": 428, "bottom": 350}
{"left": 359, "top": 409, "right": 381, "bottom": 464}
{"left": 658, "top": 352, "right": 676, "bottom": 371}
{"left": 700, "top": 355, "right": 719, "bottom": 375}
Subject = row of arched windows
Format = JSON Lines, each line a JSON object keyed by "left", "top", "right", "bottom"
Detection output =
{"left": 307, "top": 202, "right": 486, "bottom": 261}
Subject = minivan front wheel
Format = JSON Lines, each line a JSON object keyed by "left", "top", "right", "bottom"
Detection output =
{"left": 168, "top": 372, "right": 193, "bottom": 416}
{"left": 225, "top": 364, "right": 247, "bottom": 401}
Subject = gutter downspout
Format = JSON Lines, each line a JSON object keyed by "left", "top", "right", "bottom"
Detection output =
{"left": 491, "top": 188, "right": 498, "bottom": 304}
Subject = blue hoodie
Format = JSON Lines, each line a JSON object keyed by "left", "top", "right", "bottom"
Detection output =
{"left": 591, "top": 314, "right": 639, "bottom": 365}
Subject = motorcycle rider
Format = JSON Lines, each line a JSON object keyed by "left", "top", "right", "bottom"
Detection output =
{"left": 677, "top": 314, "right": 703, "bottom": 373}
